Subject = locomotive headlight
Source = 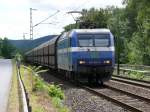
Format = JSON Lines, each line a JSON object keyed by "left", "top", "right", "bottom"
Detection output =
{"left": 79, "top": 61, "right": 85, "bottom": 64}
{"left": 104, "top": 60, "right": 110, "bottom": 64}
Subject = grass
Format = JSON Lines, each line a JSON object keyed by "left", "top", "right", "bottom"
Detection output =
{"left": 20, "top": 65, "right": 69, "bottom": 112}
{"left": 114, "top": 70, "right": 150, "bottom": 81}
{"left": 20, "top": 66, "right": 52, "bottom": 112}
{"left": 7, "top": 60, "right": 20, "bottom": 112}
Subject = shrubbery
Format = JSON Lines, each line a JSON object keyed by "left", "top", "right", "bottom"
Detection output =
{"left": 32, "top": 76, "right": 67, "bottom": 112}
{"left": 32, "top": 77, "right": 45, "bottom": 92}
{"left": 27, "top": 65, "right": 68, "bottom": 112}
{"left": 48, "top": 84, "right": 64, "bottom": 100}
{"left": 32, "top": 76, "right": 64, "bottom": 100}
{"left": 128, "top": 71, "right": 145, "bottom": 80}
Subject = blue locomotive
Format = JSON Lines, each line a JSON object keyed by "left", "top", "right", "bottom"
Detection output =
{"left": 26, "top": 29, "right": 115, "bottom": 84}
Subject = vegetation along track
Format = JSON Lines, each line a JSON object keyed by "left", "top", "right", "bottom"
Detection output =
{"left": 81, "top": 83, "right": 150, "bottom": 112}
{"left": 111, "top": 75, "right": 150, "bottom": 89}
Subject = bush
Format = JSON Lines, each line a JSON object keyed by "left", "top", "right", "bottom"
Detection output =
{"left": 52, "top": 97, "right": 69, "bottom": 112}
{"left": 52, "top": 97, "right": 62, "bottom": 108}
{"left": 48, "top": 84, "right": 64, "bottom": 100}
{"left": 33, "top": 78, "right": 45, "bottom": 92}
{"left": 128, "top": 71, "right": 145, "bottom": 80}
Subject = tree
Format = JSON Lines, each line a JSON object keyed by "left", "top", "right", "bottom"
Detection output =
{"left": 125, "top": 0, "right": 150, "bottom": 65}
{"left": 64, "top": 8, "right": 109, "bottom": 31}
{"left": 107, "top": 7, "right": 130, "bottom": 63}
{"left": 1, "top": 38, "right": 16, "bottom": 58}
{"left": 0, "top": 38, "right": 2, "bottom": 56}
{"left": 63, "top": 1, "right": 150, "bottom": 65}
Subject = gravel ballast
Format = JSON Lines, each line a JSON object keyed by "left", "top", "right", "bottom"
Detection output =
{"left": 106, "top": 80, "right": 150, "bottom": 99}
{"left": 40, "top": 72, "right": 131, "bottom": 112}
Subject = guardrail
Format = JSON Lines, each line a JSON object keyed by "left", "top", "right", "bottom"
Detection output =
{"left": 16, "top": 63, "right": 31, "bottom": 112}
{"left": 115, "top": 64, "right": 150, "bottom": 71}
{"left": 114, "top": 64, "right": 150, "bottom": 77}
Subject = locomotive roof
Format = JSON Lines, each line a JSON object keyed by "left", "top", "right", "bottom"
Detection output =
{"left": 25, "top": 29, "right": 111, "bottom": 55}
{"left": 72, "top": 29, "right": 111, "bottom": 33}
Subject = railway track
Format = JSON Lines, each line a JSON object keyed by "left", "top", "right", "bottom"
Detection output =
{"left": 66, "top": 74, "right": 150, "bottom": 112}
{"left": 111, "top": 75, "right": 150, "bottom": 89}
{"left": 40, "top": 70, "right": 150, "bottom": 112}
{"left": 82, "top": 84, "right": 150, "bottom": 112}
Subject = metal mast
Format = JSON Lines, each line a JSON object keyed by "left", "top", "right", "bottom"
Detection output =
{"left": 30, "top": 8, "right": 37, "bottom": 40}
{"left": 30, "top": 8, "right": 33, "bottom": 40}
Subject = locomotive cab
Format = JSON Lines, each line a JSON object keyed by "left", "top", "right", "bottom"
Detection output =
{"left": 71, "top": 29, "right": 115, "bottom": 83}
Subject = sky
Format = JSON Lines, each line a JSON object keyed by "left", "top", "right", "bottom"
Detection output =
{"left": 0, "top": 0, "right": 123, "bottom": 40}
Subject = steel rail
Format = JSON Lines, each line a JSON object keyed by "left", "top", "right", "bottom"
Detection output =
{"left": 104, "top": 84, "right": 150, "bottom": 103}
{"left": 113, "top": 75, "right": 150, "bottom": 84}
{"left": 112, "top": 75, "right": 150, "bottom": 89}
{"left": 82, "top": 85, "right": 143, "bottom": 112}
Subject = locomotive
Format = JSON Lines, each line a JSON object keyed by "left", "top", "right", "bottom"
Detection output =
{"left": 26, "top": 29, "right": 115, "bottom": 84}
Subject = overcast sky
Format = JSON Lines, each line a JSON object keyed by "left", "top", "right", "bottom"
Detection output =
{"left": 0, "top": 0, "right": 123, "bottom": 40}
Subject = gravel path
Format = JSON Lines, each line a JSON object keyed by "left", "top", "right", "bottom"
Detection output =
{"left": 40, "top": 72, "right": 130, "bottom": 112}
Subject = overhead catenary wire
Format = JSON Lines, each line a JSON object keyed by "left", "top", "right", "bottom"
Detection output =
{"left": 32, "top": 0, "right": 91, "bottom": 38}
{"left": 61, "top": 0, "right": 91, "bottom": 19}
{"left": 63, "top": 0, "right": 91, "bottom": 28}
{"left": 33, "top": 10, "right": 60, "bottom": 27}
{"left": 41, "top": 0, "right": 90, "bottom": 30}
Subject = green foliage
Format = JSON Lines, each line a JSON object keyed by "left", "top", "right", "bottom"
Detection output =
{"left": 25, "top": 65, "right": 67, "bottom": 111}
{"left": 32, "top": 77, "right": 67, "bottom": 111}
{"left": 63, "top": 1, "right": 150, "bottom": 65}
{"left": 128, "top": 71, "right": 145, "bottom": 80}
{"left": 0, "top": 38, "right": 2, "bottom": 56}
{"left": 26, "top": 65, "right": 66, "bottom": 109}
{"left": 24, "top": 65, "right": 48, "bottom": 92}
{"left": 125, "top": 0, "right": 150, "bottom": 65}
{"left": 64, "top": 23, "right": 78, "bottom": 32}
{"left": 15, "top": 52, "right": 23, "bottom": 61}
{"left": 52, "top": 97, "right": 62, "bottom": 108}
{"left": 64, "top": 8, "right": 109, "bottom": 31}
{"left": 80, "top": 8, "right": 108, "bottom": 28}
{"left": 32, "top": 77, "right": 45, "bottom": 92}
{"left": 52, "top": 97, "right": 69, "bottom": 112}
{"left": 26, "top": 65, "right": 67, "bottom": 111}
{"left": 26, "top": 65, "right": 48, "bottom": 76}
{"left": 48, "top": 84, "right": 64, "bottom": 100}
{"left": 0, "top": 38, "right": 17, "bottom": 58}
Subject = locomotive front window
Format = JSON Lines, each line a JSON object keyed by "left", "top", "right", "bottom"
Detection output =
{"left": 78, "top": 39, "right": 93, "bottom": 47}
{"left": 94, "top": 34, "right": 110, "bottom": 47}
{"left": 94, "top": 38, "right": 109, "bottom": 47}
{"left": 78, "top": 34, "right": 110, "bottom": 47}
{"left": 78, "top": 35, "right": 93, "bottom": 47}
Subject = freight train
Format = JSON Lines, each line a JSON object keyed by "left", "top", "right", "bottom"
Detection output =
{"left": 25, "top": 29, "right": 115, "bottom": 84}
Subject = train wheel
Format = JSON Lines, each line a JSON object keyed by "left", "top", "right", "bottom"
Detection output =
{"left": 74, "top": 73, "right": 79, "bottom": 86}
{"left": 88, "top": 75, "right": 93, "bottom": 85}
{"left": 67, "top": 71, "right": 72, "bottom": 81}
{"left": 69, "top": 72, "right": 74, "bottom": 83}
{"left": 101, "top": 81, "right": 103, "bottom": 86}
{"left": 96, "top": 74, "right": 103, "bottom": 86}
{"left": 65, "top": 71, "right": 71, "bottom": 80}
{"left": 65, "top": 71, "right": 68, "bottom": 80}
